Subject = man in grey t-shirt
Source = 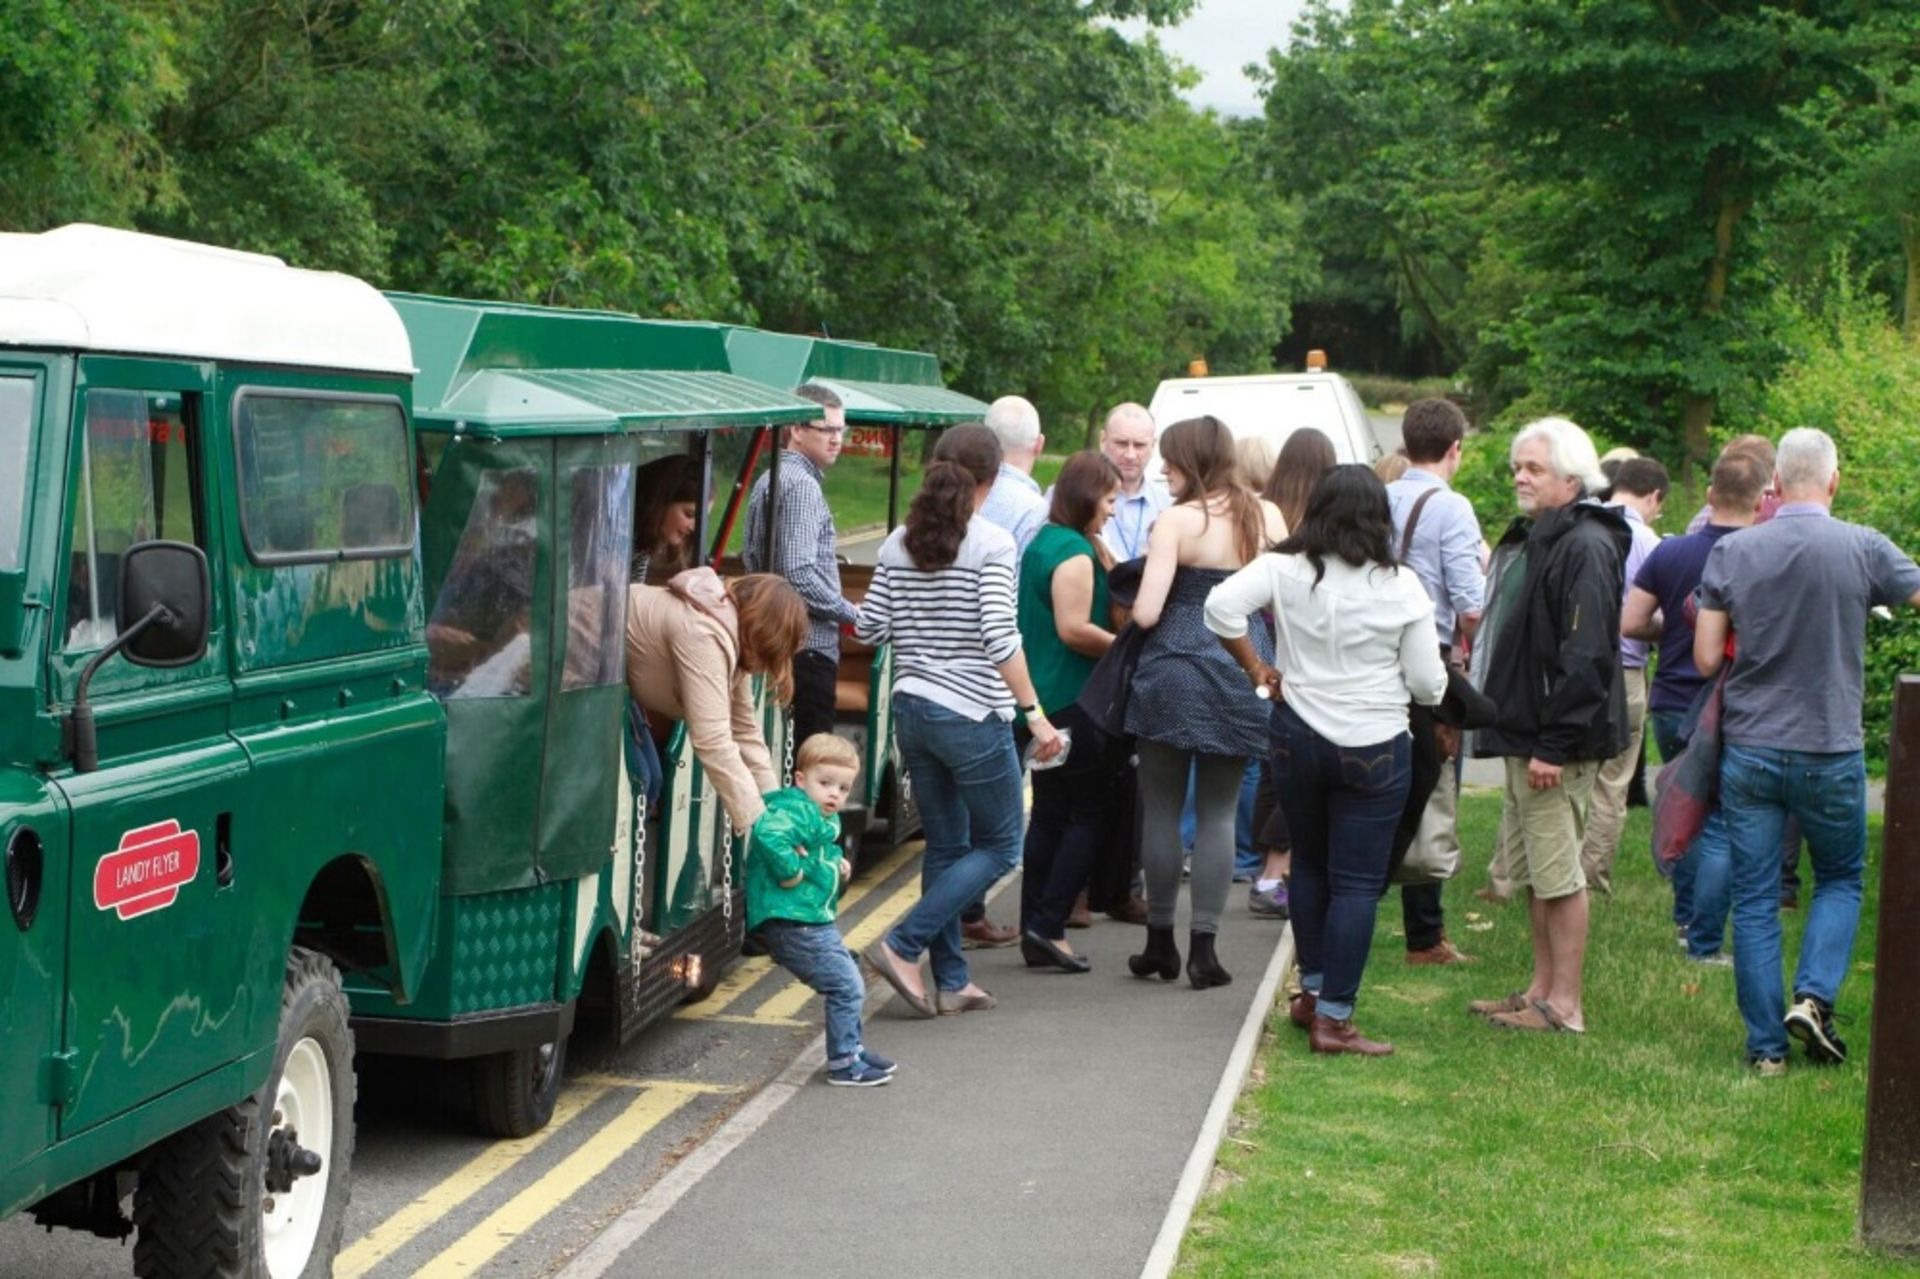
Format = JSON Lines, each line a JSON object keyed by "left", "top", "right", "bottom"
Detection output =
{"left": 1695, "top": 427, "right": 1920, "bottom": 1074}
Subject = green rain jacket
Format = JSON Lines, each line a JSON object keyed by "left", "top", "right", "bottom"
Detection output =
{"left": 745, "top": 787, "right": 844, "bottom": 931}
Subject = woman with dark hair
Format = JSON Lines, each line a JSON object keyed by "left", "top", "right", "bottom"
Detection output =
{"left": 1205, "top": 464, "right": 1447, "bottom": 1055}
{"left": 859, "top": 423, "right": 1064, "bottom": 1016}
{"left": 1127, "top": 416, "right": 1286, "bottom": 990}
{"left": 1264, "top": 427, "right": 1339, "bottom": 532}
{"left": 630, "top": 454, "right": 702, "bottom": 583}
{"left": 1015, "top": 450, "right": 1122, "bottom": 972}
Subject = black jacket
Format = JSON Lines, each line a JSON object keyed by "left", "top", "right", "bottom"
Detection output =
{"left": 1473, "top": 499, "right": 1631, "bottom": 765}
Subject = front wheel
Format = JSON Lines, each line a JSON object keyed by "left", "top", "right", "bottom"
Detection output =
{"left": 472, "top": 1035, "right": 567, "bottom": 1138}
{"left": 133, "top": 948, "right": 355, "bottom": 1279}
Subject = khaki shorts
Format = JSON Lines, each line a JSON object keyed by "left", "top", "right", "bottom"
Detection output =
{"left": 1501, "top": 757, "right": 1601, "bottom": 900}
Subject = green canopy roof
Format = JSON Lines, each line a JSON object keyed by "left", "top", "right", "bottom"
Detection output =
{"left": 389, "top": 294, "right": 820, "bottom": 435}
{"left": 723, "top": 328, "right": 988, "bottom": 426}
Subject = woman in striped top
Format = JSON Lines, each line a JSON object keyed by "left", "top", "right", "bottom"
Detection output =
{"left": 859, "top": 424, "right": 1064, "bottom": 1017}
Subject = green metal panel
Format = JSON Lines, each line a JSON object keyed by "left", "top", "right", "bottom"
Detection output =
{"left": 0, "top": 771, "right": 67, "bottom": 1199}
{"left": 390, "top": 294, "right": 819, "bottom": 437}
{"left": 722, "top": 329, "right": 988, "bottom": 424}
{"left": 348, "top": 882, "right": 562, "bottom": 1019}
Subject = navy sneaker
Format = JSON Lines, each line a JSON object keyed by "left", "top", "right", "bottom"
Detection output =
{"left": 827, "top": 1059, "right": 893, "bottom": 1087}
{"left": 858, "top": 1049, "right": 898, "bottom": 1076}
{"left": 1785, "top": 995, "right": 1846, "bottom": 1065}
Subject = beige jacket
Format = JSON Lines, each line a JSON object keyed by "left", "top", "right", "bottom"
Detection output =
{"left": 624, "top": 569, "right": 778, "bottom": 831}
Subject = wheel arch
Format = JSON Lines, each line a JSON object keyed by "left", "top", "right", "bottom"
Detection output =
{"left": 293, "top": 854, "right": 409, "bottom": 1001}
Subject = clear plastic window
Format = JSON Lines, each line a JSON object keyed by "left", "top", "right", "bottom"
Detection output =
{"left": 234, "top": 393, "right": 413, "bottom": 561}
{"left": 562, "top": 465, "right": 635, "bottom": 691}
{"left": 0, "top": 378, "right": 32, "bottom": 572}
{"left": 427, "top": 469, "right": 538, "bottom": 699}
{"left": 63, "top": 390, "right": 200, "bottom": 651}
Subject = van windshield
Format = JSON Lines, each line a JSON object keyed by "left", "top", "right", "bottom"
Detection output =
{"left": 0, "top": 377, "right": 32, "bottom": 571}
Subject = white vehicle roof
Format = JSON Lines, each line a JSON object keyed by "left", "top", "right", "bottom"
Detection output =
{"left": 1148, "top": 372, "right": 1380, "bottom": 466}
{"left": 0, "top": 224, "right": 413, "bottom": 376}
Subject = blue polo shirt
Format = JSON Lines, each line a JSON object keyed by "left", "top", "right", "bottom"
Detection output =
{"left": 1633, "top": 523, "right": 1738, "bottom": 714}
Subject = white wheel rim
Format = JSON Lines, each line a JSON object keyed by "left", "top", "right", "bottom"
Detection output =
{"left": 263, "top": 1037, "right": 333, "bottom": 1279}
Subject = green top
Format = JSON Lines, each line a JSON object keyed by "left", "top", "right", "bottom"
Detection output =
{"left": 745, "top": 787, "right": 845, "bottom": 931}
{"left": 1017, "top": 523, "right": 1109, "bottom": 712}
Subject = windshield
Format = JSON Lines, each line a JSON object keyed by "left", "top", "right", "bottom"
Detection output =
{"left": 0, "top": 377, "right": 32, "bottom": 571}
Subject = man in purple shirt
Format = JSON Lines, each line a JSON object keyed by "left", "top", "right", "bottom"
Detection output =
{"left": 1695, "top": 428, "right": 1920, "bottom": 1074}
{"left": 1579, "top": 458, "right": 1667, "bottom": 894}
{"left": 1621, "top": 450, "right": 1767, "bottom": 961}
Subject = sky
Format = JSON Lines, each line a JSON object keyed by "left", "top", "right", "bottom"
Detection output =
{"left": 1116, "top": 0, "right": 1311, "bottom": 118}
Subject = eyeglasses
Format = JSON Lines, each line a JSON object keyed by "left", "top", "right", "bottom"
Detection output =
{"left": 800, "top": 423, "right": 847, "bottom": 438}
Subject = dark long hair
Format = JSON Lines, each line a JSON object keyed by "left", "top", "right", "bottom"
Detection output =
{"left": 1159, "top": 415, "right": 1265, "bottom": 564}
{"left": 904, "top": 422, "right": 1002, "bottom": 570}
{"left": 1263, "top": 427, "right": 1338, "bottom": 534}
{"left": 1273, "top": 464, "right": 1397, "bottom": 589}
{"left": 1048, "top": 450, "right": 1121, "bottom": 536}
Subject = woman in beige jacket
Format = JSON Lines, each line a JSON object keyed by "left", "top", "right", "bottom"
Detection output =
{"left": 624, "top": 569, "right": 808, "bottom": 833}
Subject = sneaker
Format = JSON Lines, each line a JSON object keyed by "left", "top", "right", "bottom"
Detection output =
{"left": 1247, "top": 883, "right": 1290, "bottom": 919}
{"left": 1749, "top": 1055, "right": 1788, "bottom": 1078}
{"left": 858, "top": 1049, "right": 898, "bottom": 1076}
{"left": 1687, "top": 951, "right": 1733, "bottom": 968}
{"left": 1785, "top": 995, "right": 1847, "bottom": 1065}
{"left": 827, "top": 1059, "right": 894, "bottom": 1087}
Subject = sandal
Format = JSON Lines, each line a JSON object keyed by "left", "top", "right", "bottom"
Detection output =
{"left": 1488, "top": 998, "right": 1585, "bottom": 1034}
{"left": 1468, "top": 991, "right": 1529, "bottom": 1018}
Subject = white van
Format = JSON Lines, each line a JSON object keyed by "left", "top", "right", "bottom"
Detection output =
{"left": 1147, "top": 370, "right": 1382, "bottom": 469}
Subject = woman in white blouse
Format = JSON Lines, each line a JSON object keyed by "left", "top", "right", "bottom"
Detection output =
{"left": 1205, "top": 464, "right": 1446, "bottom": 1057}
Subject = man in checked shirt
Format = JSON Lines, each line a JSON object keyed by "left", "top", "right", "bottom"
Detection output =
{"left": 744, "top": 384, "right": 861, "bottom": 748}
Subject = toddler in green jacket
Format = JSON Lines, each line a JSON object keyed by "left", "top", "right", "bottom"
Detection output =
{"left": 747, "top": 733, "right": 896, "bottom": 1087}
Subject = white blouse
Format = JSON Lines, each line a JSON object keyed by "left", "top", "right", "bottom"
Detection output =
{"left": 1204, "top": 552, "right": 1448, "bottom": 748}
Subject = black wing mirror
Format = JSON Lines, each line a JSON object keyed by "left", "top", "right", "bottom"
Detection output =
{"left": 67, "top": 541, "right": 211, "bottom": 772}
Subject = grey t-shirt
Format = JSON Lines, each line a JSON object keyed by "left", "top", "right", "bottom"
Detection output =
{"left": 1698, "top": 505, "right": 1920, "bottom": 753}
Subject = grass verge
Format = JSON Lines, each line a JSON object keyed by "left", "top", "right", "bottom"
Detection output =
{"left": 1178, "top": 793, "right": 1905, "bottom": 1278}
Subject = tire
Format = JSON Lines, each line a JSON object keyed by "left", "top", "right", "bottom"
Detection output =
{"left": 133, "top": 948, "right": 355, "bottom": 1279}
{"left": 471, "top": 1034, "right": 567, "bottom": 1138}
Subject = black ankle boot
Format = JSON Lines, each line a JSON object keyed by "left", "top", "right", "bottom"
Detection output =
{"left": 1129, "top": 926, "right": 1181, "bottom": 981}
{"left": 1187, "top": 931, "right": 1232, "bottom": 989}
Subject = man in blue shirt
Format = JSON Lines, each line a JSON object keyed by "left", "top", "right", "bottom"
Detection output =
{"left": 1622, "top": 450, "right": 1766, "bottom": 962}
{"left": 1695, "top": 427, "right": 1920, "bottom": 1074}
{"left": 1385, "top": 398, "right": 1485, "bottom": 966}
{"left": 980, "top": 395, "right": 1049, "bottom": 558}
{"left": 1098, "top": 402, "right": 1169, "bottom": 561}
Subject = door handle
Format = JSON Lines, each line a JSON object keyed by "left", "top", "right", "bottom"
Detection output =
{"left": 215, "top": 812, "right": 234, "bottom": 888}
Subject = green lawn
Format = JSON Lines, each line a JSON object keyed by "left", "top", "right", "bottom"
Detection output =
{"left": 1178, "top": 792, "right": 1909, "bottom": 1278}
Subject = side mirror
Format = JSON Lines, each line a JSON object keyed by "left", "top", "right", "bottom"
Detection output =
{"left": 67, "top": 540, "right": 210, "bottom": 772}
{"left": 118, "top": 541, "right": 210, "bottom": 667}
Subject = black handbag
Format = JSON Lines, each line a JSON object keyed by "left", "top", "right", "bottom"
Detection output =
{"left": 1076, "top": 620, "right": 1146, "bottom": 740}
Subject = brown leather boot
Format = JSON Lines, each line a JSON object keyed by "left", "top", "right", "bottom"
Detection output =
{"left": 1288, "top": 990, "right": 1317, "bottom": 1030}
{"left": 1309, "top": 1014, "right": 1394, "bottom": 1057}
{"left": 1066, "top": 891, "right": 1092, "bottom": 929}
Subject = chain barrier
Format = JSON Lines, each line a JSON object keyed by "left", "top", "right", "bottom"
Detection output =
{"left": 782, "top": 708, "right": 795, "bottom": 786}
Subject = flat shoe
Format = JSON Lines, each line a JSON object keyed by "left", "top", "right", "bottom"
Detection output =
{"left": 935, "top": 988, "right": 997, "bottom": 1015}
{"left": 1468, "top": 991, "right": 1529, "bottom": 1018}
{"left": 863, "top": 940, "right": 936, "bottom": 1019}
{"left": 1021, "top": 930, "right": 1090, "bottom": 974}
{"left": 1487, "top": 999, "right": 1584, "bottom": 1034}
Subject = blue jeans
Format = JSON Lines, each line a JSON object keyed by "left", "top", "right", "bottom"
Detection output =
{"left": 1650, "top": 709, "right": 1732, "bottom": 957}
{"left": 760, "top": 920, "right": 866, "bottom": 1067}
{"left": 1271, "top": 702, "right": 1411, "bottom": 1023}
{"left": 1719, "top": 744, "right": 1868, "bottom": 1060}
{"left": 886, "top": 694, "right": 1025, "bottom": 992}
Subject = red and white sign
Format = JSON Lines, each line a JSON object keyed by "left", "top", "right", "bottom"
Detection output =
{"left": 842, "top": 426, "right": 895, "bottom": 458}
{"left": 93, "top": 820, "right": 201, "bottom": 920}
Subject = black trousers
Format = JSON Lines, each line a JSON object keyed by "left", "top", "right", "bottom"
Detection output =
{"left": 1393, "top": 701, "right": 1449, "bottom": 953}
{"left": 791, "top": 649, "right": 839, "bottom": 750}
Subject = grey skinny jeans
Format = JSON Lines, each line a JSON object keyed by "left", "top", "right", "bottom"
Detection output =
{"left": 1138, "top": 740, "right": 1247, "bottom": 935}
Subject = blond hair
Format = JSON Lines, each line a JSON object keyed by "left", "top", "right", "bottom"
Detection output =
{"left": 795, "top": 732, "right": 860, "bottom": 775}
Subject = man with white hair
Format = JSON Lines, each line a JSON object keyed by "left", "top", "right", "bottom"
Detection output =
{"left": 1466, "top": 417, "right": 1631, "bottom": 1036}
{"left": 1694, "top": 426, "right": 1920, "bottom": 1075}
{"left": 1098, "top": 402, "right": 1168, "bottom": 561}
{"left": 979, "top": 395, "right": 1049, "bottom": 558}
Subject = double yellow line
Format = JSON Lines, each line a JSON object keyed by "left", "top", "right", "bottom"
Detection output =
{"left": 337, "top": 840, "right": 926, "bottom": 1277}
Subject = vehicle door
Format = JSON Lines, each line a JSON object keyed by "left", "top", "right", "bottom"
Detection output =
{"left": 0, "top": 363, "right": 70, "bottom": 1193}
{"left": 49, "top": 360, "right": 253, "bottom": 1137}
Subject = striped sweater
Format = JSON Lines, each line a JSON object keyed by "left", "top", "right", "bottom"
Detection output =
{"left": 854, "top": 517, "right": 1022, "bottom": 721}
